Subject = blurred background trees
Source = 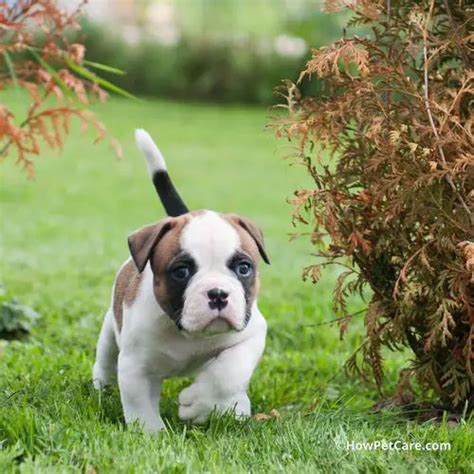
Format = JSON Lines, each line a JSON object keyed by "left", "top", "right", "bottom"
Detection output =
{"left": 71, "top": 0, "right": 349, "bottom": 104}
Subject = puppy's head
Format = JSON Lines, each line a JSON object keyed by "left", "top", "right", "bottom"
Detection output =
{"left": 128, "top": 211, "right": 269, "bottom": 335}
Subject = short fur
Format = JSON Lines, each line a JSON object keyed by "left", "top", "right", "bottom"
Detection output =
{"left": 113, "top": 259, "right": 143, "bottom": 331}
{"left": 93, "top": 131, "right": 268, "bottom": 433}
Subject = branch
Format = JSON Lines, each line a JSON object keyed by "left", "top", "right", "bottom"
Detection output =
{"left": 302, "top": 308, "right": 367, "bottom": 328}
{"left": 422, "top": 1, "right": 473, "bottom": 226}
{"left": 0, "top": 96, "right": 43, "bottom": 159}
{"left": 393, "top": 241, "right": 434, "bottom": 298}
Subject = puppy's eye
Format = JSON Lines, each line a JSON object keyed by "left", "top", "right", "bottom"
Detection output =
{"left": 236, "top": 262, "right": 252, "bottom": 277}
{"left": 171, "top": 265, "right": 191, "bottom": 281}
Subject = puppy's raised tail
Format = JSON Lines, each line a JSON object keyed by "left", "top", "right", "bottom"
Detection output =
{"left": 135, "top": 129, "right": 189, "bottom": 217}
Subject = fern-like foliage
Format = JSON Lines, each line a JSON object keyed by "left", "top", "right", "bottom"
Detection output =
{"left": 270, "top": 0, "right": 473, "bottom": 409}
{"left": 0, "top": 0, "right": 125, "bottom": 176}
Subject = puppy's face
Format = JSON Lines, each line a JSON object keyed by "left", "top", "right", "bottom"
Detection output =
{"left": 128, "top": 211, "right": 269, "bottom": 335}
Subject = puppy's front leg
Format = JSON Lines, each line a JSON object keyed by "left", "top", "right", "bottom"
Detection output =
{"left": 179, "top": 327, "right": 266, "bottom": 423}
{"left": 118, "top": 352, "right": 164, "bottom": 433}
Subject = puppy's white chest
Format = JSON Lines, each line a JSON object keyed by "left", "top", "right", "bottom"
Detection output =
{"left": 117, "top": 315, "right": 242, "bottom": 380}
{"left": 137, "top": 333, "right": 220, "bottom": 378}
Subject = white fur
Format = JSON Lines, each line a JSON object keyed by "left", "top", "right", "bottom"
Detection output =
{"left": 180, "top": 212, "right": 247, "bottom": 333}
{"left": 93, "top": 212, "right": 267, "bottom": 433}
{"left": 135, "top": 128, "right": 167, "bottom": 174}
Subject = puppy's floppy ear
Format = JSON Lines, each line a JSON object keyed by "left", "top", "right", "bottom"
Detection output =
{"left": 230, "top": 214, "right": 270, "bottom": 264}
{"left": 128, "top": 219, "right": 173, "bottom": 273}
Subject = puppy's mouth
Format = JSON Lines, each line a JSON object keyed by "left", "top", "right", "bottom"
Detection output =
{"left": 203, "top": 317, "right": 232, "bottom": 334}
{"left": 179, "top": 314, "right": 244, "bottom": 336}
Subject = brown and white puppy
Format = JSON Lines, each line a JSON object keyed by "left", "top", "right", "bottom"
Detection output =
{"left": 93, "top": 130, "right": 268, "bottom": 432}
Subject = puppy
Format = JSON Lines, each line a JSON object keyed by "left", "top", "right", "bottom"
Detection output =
{"left": 92, "top": 130, "right": 268, "bottom": 432}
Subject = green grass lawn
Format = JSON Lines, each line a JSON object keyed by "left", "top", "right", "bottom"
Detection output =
{"left": 0, "top": 97, "right": 472, "bottom": 473}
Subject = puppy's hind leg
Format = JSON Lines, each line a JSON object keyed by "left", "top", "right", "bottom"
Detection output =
{"left": 93, "top": 309, "right": 119, "bottom": 388}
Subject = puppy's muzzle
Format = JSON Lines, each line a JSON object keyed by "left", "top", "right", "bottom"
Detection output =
{"left": 207, "top": 287, "right": 228, "bottom": 311}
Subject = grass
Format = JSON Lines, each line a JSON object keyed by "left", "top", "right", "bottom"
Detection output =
{"left": 0, "top": 97, "right": 472, "bottom": 473}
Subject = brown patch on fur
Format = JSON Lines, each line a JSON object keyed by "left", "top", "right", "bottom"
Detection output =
{"left": 113, "top": 259, "right": 143, "bottom": 332}
{"left": 116, "top": 214, "right": 193, "bottom": 330}
{"left": 116, "top": 213, "right": 197, "bottom": 330}
{"left": 223, "top": 214, "right": 269, "bottom": 264}
{"left": 128, "top": 219, "right": 174, "bottom": 273}
{"left": 222, "top": 214, "right": 262, "bottom": 262}
{"left": 150, "top": 214, "right": 191, "bottom": 316}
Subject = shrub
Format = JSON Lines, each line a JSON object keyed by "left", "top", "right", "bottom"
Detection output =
{"left": 0, "top": 286, "right": 39, "bottom": 340}
{"left": 271, "top": 0, "right": 473, "bottom": 409}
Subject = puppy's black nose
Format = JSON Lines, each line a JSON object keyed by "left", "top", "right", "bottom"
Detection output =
{"left": 207, "top": 288, "right": 228, "bottom": 300}
{"left": 207, "top": 287, "right": 228, "bottom": 310}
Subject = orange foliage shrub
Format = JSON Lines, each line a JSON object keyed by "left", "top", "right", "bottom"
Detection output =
{"left": 0, "top": 0, "right": 121, "bottom": 176}
{"left": 271, "top": 0, "right": 473, "bottom": 409}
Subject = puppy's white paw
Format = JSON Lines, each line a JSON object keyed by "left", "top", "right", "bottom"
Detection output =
{"left": 178, "top": 383, "right": 208, "bottom": 423}
{"left": 125, "top": 415, "right": 166, "bottom": 434}
{"left": 232, "top": 393, "right": 251, "bottom": 418}
{"left": 139, "top": 417, "right": 166, "bottom": 434}
{"left": 178, "top": 383, "right": 251, "bottom": 423}
{"left": 92, "top": 364, "right": 115, "bottom": 389}
{"left": 178, "top": 382, "right": 202, "bottom": 407}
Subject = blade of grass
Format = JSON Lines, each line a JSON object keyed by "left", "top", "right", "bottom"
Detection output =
{"left": 65, "top": 59, "right": 137, "bottom": 100}
{"left": 82, "top": 60, "right": 126, "bottom": 76}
